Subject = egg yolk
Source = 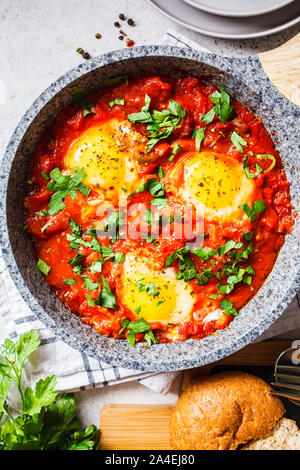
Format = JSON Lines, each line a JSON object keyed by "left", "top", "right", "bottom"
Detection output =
{"left": 64, "top": 120, "right": 142, "bottom": 203}
{"left": 170, "top": 151, "right": 255, "bottom": 222}
{"left": 119, "top": 254, "right": 195, "bottom": 325}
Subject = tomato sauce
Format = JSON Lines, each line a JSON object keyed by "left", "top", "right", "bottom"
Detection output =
{"left": 24, "top": 76, "right": 294, "bottom": 344}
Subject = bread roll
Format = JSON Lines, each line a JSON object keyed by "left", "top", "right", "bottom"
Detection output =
{"left": 170, "top": 371, "right": 285, "bottom": 450}
{"left": 243, "top": 418, "right": 300, "bottom": 450}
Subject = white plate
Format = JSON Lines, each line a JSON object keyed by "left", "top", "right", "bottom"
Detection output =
{"left": 148, "top": 0, "right": 300, "bottom": 39}
{"left": 182, "top": 0, "right": 295, "bottom": 18}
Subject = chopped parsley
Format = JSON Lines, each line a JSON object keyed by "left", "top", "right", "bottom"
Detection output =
{"left": 240, "top": 200, "right": 266, "bottom": 222}
{"left": 46, "top": 167, "right": 90, "bottom": 215}
{"left": 109, "top": 98, "right": 124, "bottom": 108}
{"left": 136, "top": 279, "right": 159, "bottom": 297}
{"left": 41, "top": 220, "right": 53, "bottom": 232}
{"left": 208, "top": 87, "right": 237, "bottom": 124}
{"left": 220, "top": 299, "right": 238, "bottom": 316}
{"left": 157, "top": 166, "right": 164, "bottom": 178}
{"left": 197, "top": 268, "right": 214, "bottom": 286}
{"left": 192, "top": 128, "right": 205, "bottom": 151}
{"left": 231, "top": 131, "right": 247, "bottom": 153}
{"left": 84, "top": 276, "right": 117, "bottom": 309}
{"left": 119, "top": 318, "right": 158, "bottom": 347}
{"left": 127, "top": 94, "right": 186, "bottom": 153}
{"left": 82, "top": 277, "right": 100, "bottom": 291}
{"left": 36, "top": 258, "right": 51, "bottom": 275}
{"left": 63, "top": 278, "right": 76, "bottom": 285}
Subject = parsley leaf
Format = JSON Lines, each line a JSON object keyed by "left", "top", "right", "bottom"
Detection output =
{"left": 192, "top": 128, "right": 205, "bottom": 151}
{"left": 209, "top": 87, "right": 237, "bottom": 124}
{"left": 120, "top": 318, "right": 158, "bottom": 347}
{"left": 97, "top": 276, "right": 117, "bottom": 309}
{"left": 231, "top": 131, "right": 247, "bottom": 153}
{"left": 109, "top": 98, "right": 124, "bottom": 108}
{"left": 63, "top": 278, "right": 76, "bottom": 285}
{"left": 197, "top": 268, "right": 214, "bottom": 285}
{"left": 240, "top": 200, "right": 266, "bottom": 222}
{"left": 47, "top": 167, "right": 90, "bottom": 215}
{"left": 127, "top": 95, "right": 186, "bottom": 153}
{"left": 36, "top": 258, "right": 51, "bottom": 275}
{"left": 0, "top": 330, "right": 99, "bottom": 450}
{"left": 220, "top": 299, "right": 238, "bottom": 316}
{"left": 136, "top": 279, "right": 159, "bottom": 297}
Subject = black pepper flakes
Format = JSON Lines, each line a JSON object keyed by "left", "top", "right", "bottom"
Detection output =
{"left": 127, "top": 18, "right": 135, "bottom": 26}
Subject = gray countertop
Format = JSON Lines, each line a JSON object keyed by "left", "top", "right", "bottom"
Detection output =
{"left": 0, "top": 0, "right": 299, "bottom": 430}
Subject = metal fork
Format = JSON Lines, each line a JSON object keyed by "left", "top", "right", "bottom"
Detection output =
{"left": 270, "top": 343, "right": 300, "bottom": 405}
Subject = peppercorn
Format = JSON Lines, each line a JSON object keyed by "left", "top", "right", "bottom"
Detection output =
{"left": 114, "top": 21, "right": 120, "bottom": 27}
{"left": 82, "top": 51, "right": 91, "bottom": 60}
{"left": 119, "top": 13, "right": 125, "bottom": 20}
{"left": 119, "top": 35, "right": 124, "bottom": 40}
{"left": 127, "top": 18, "right": 134, "bottom": 26}
{"left": 95, "top": 33, "right": 102, "bottom": 39}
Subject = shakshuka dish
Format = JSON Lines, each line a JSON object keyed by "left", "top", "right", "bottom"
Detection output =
{"left": 24, "top": 75, "right": 294, "bottom": 346}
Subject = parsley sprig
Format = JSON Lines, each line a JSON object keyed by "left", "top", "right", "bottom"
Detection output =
{"left": 127, "top": 94, "right": 186, "bottom": 153}
{"left": 47, "top": 167, "right": 90, "bottom": 215}
{"left": 240, "top": 200, "right": 266, "bottom": 222}
{"left": 119, "top": 318, "right": 158, "bottom": 347}
{"left": 0, "top": 330, "right": 99, "bottom": 450}
{"left": 84, "top": 276, "right": 117, "bottom": 309}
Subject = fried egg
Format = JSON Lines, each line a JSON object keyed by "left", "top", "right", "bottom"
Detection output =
{"left": 119, "top": 254, "right": 195, "bottom": 326}
{"left": 168, "top": 151, "right": 255, "bottom": 223}
{"left": 64, "top": 119, "right": 146, "bottom": 204}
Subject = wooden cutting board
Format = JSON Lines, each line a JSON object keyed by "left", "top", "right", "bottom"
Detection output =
{"left": 259, "top": 32, "right": 300, "bottom": 107}
{"left": 99, "top": 339, "right": 295, "bottom": 450}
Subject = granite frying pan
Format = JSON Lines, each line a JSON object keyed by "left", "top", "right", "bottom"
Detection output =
{"left": 0, "top": 45, "right": 299, "bottom": 371}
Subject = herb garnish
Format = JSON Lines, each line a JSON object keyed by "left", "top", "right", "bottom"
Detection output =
{"left": 127, "top": 95, "right": 186, "bottom": 153}
{"left": 119, "top": 318, "right": 158, "bottom": 347}
{"left": 0, "top": 330, "right": 99, "bottom": 450}
{"left": 208, "top": 87, "right": 237, "bottom": 124}
{"left": 220, "top": 299, "right": 238, "bottom": 316}
{"left": 63, "top": 278, "right": 76, "bottom": 285}
{"left": 36, "top": 258, "right": 51, "bottom": 276}
{"left": 240, "top": 200, "right": 266, "bottom": 222}
{"left": 109, "top": 98, "right": 125, "bottom": 108}
{"left": 136, "top": 279, "right": 159, "bottom": 297}
{"left": 192, "top": 128, "right": 205, "bottom": 151}
{"left": 84, "top": 276, "right": 117, "bottom": 309}
{"left": 46, "top": 167, "right": 90, "bottom": 216}
{"left": 231, "top": 131, "right": 247, "bottom": 153}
